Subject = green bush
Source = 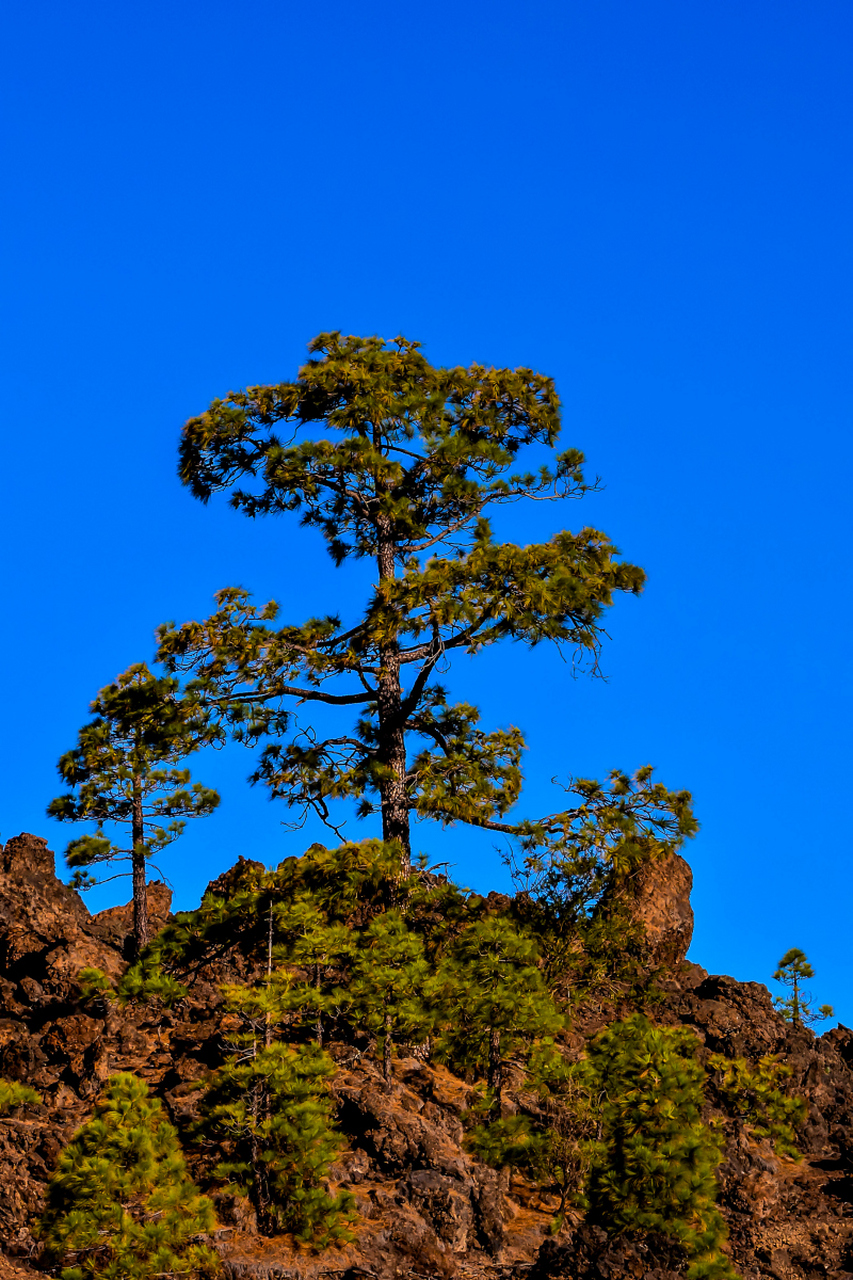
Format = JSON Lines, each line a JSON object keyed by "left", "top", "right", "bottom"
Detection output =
{"left": 709, "top": 1052, "right": 805, "bottom": 1160}
{"left": 584, "top": 1014, "right": 739, "bottom": 1280}
{"left": 0, "top": 1078, "right": 41, "bottom": 1114}
{"left": 38, "top": 1072, "right": 219, "bottom": 1279}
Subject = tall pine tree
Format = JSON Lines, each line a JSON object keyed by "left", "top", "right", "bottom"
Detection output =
{"left": 48, "top": 663, "right": 221, "bottom": 951}
{"left": 158, "top": 331, "right": 693, "bottom": 873}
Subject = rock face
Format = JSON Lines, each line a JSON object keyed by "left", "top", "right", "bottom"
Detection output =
{"left": 92, "top": 881, "right": 173, "bottom": 953}
{"left": 627, "top": 851, "right": 694, "bottom": 965}
{"left": 530, "top": 1225, "right": 688, "bottom": 1278}
{"left": 1, "top": 833, "right": 852, "bottom": 1279}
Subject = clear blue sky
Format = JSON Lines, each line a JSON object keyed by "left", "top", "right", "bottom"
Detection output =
{"left": 2, "top": 1, "right": 850, "bottom": 1023}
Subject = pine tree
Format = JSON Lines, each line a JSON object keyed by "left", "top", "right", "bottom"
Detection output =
{"left": 463, "top": 1044, "right": 597, "bottom": 1233}
{"left": 48, "top": 663, "right": 221, "bottom": 952}
{"left": 347, "top": 909, "right": 436, "bottom": 1084}
{"left": 157, "top": 331, "right": 693, "bottom": 874}
{"left": 772, "top": 948, "right": 834, "bottom": 1028}
{"left": 201, "top": 978, "right": 355, "bottom": 1244}
{"left": 439, "top": 915, "right": 563, "bottom": 1115}
{"left": 272, "top": 892, "right": 354, "bottom": 1045}
{"left": 584, "top": 1014, "right": 739, "bottom": 1280}
{"left": 37, "top": 1072, "right": 219, "bottom": 1279}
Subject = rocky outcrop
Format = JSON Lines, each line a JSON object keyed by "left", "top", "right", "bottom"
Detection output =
{"left": 91, "top": 881, "right": 173, "bottom": 953}
{"left": 1, "top": 833, "right": 853, "bottom": 1279}
{"left": 626, "top": 851, "right": 694, "bottom": 966}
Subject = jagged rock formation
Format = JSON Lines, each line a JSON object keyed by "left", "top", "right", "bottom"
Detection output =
{"left": 626, "top": 851, "right": 694, "bottom": 966}
{"left": 1, "top": 833, "right": 852, "bottom": 1279}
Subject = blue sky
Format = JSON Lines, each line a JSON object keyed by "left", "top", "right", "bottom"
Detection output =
{"left": 2, "top": 0, "right": 850, "bottom": 1024}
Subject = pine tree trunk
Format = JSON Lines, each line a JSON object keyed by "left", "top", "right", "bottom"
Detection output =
{"left": 265, "top": 906, "right": 273, "bottom": 1049}
{"left": 315, "top": 963, "right": 323, "bottom": 1047}
{"left": 250, "top": 1114, "right": 274, "bottom": 1233}
{"left": 383, "top": 1009, "right": 393, "bottom": 1087}
{"left": 375, "top": 506, "right": 411, "bottom": 871}
{"left": 487, "top": 1026, "right": 503, "bottom": 1117}
{"left": 250, "top": 1049, "right": 274, "bottom": 1234}
{"left": 131, "top": 778, "right": 149, "bottom": 954}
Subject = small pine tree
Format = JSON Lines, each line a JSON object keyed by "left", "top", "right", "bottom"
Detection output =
{"left": 48, "top": 663, "right": 221, "bottom": 952}
{"left": 348, "top": 909, "right": 436, "bottom": 1085}
{"left": 439, "top": 915, "right": 563, "bottom": 1115}
{"left": 272, "top": 892, "right": 355, "bottom": 1045}
{"left": 772, "top": 948, "right": 834, "bottom": 1028}
{"left": 583, "top": 1014, "right": 738, "bottom": 1280}
{"left": 37, "top": 1072, "right": 219, "bottom": 1279}
{"left": 201, "top": 980, "right": 355, "bottom": 1244}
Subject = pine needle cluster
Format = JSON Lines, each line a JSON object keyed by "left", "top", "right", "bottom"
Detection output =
{"left": 0, "top": 1078, "right": 42, "bottom": 1113}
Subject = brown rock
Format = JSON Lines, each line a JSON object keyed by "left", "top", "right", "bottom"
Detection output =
{"left": 402, "top": 1168, "right": 474, "bottom": 1251}
{"left": 92, "top": 880, "right": 173, "bottom": 950}
{"left": 626, "top": 851, "right": 694, "bottom": 965}
{"left": 529, "top": 1225, "right": 688, "bottom": 1278}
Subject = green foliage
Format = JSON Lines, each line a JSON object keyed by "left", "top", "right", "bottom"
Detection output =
{"left": 438, "top": 915, "right": 563, "bottom": 1110}
{"left": 709, "top": 1053, "right": 805, "bottom": 1159}
{"left": 270, "top": 892, "right": 354, "bottom": 1044}
{"left": 37, "top": 1072, "right": 219, "bottom": 1279}
{"left": 200, "top": 979, "right": 354, "bottom": 1245}
{"left": 772, "top": 948, "right": 834, "bottom": 1028}
{"left": 506, "top": 765, "right": 695, "bottom": 993}
{"left": 0, "top": 1078, "right": 41, "bottom": 1114}
{"left": 465, "top": 1109, "right": 544, "bottom": 1174}
{"left": 116, "top": 839, "right": 404, "bottom": 1009}
{"left": 156, "top": 331, "right": 688, "bottom": 872}
{"left": 583, "top": 1014, "right": 739, "bottom": 1280}
{"left": 77, "top": 966, "right": 116, "bottom": 1006}
{"left": 463, "top": 1038, "right": 598, "bottom": 1231}
{"left": 48, "top": 663, "right": 221, "bottom": 951}
{"left": 348, "top": 909, "right": 436, "bottom": 1083}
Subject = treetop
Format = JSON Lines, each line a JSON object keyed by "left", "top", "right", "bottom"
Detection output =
{"left": 178, "top": 331, "right": 590, "bottom": 566}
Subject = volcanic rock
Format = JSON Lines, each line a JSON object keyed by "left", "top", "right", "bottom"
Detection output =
{"left": 1, "top": 832, "right": 853, "bottom": 1279}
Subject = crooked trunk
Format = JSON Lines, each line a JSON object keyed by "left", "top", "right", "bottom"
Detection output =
{"left": 375, "top": 508, "right": 411, "bottom": 871}
{"left": 131, "top": 778, "right": 149, "bottom": 954}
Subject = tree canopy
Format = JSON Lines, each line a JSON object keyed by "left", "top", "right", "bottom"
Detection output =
{"left": 48, "top": 663, "right": 221, "bottom": 950}
{"left": 772, "top": 948, "right": 834, "bottom": 1028}
{"left": 158, "top": 331, "right": 692, "bottom": 873}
